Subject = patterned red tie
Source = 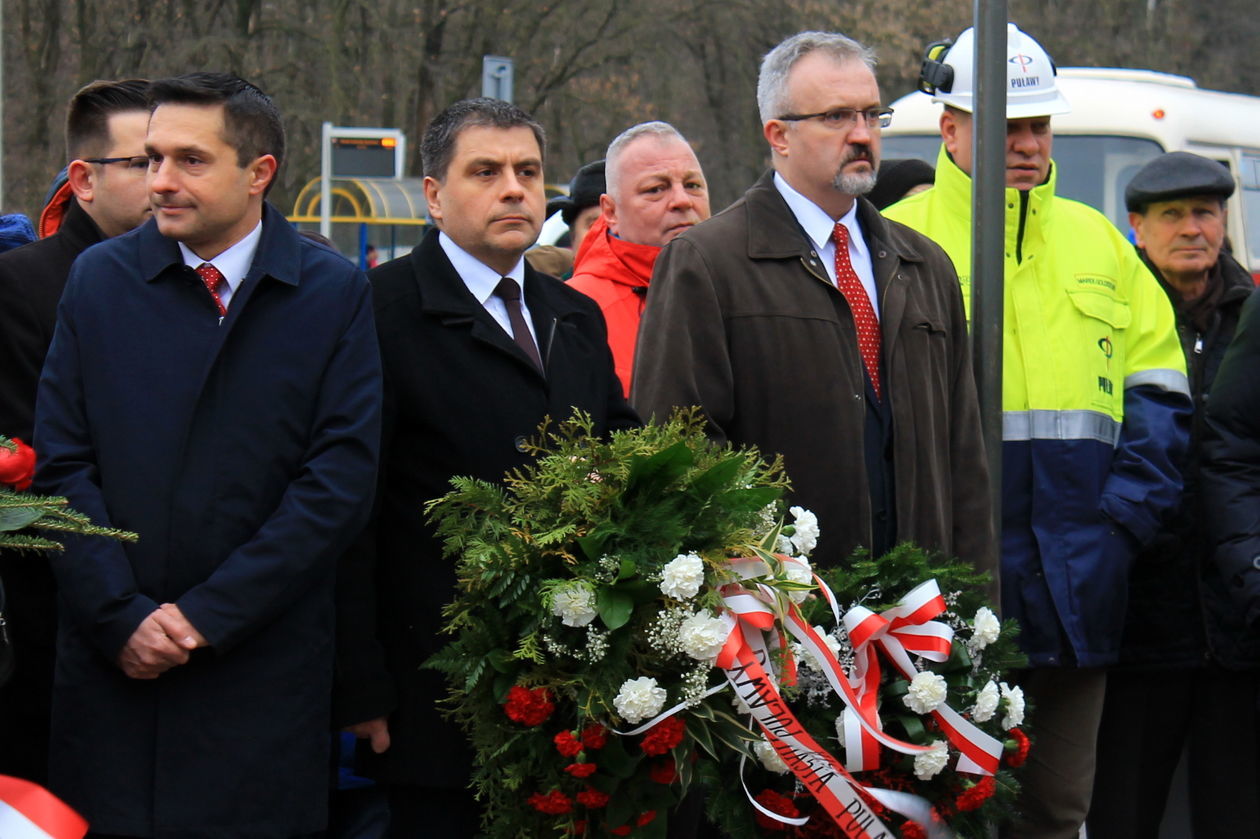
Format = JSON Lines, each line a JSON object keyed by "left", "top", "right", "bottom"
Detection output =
{"left": 832, "top": 222, "right": 881, "bottom": 401}
{"left": 196, "top": 262, "right": 228, "bottom": 316}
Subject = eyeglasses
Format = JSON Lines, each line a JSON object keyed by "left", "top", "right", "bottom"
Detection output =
{"left": 777, "top": 107, "right": 894, "bottom": 129}
{"left": 82, "top": 156, "right": 150, "bottom": 171}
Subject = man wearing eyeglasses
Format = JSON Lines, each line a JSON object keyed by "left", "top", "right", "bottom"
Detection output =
{"left": 0, "top": 78, "right": 150, "bottom": 788}
{"left": 633, "top": 31, "right": 995, "bottom": 578}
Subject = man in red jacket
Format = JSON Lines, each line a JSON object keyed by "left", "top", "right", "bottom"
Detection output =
{"left": 568, "top": 121, "right": 710, "bottom": 396}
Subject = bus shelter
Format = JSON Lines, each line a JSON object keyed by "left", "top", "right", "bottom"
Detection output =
{"left": 289, "top": 176, "right": 429, "bottom": 267}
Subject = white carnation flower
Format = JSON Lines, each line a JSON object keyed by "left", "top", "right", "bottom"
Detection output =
{"left": 971, "top": 680, "right": 1000, "bottom": 723}
{"left": 1000, "top": 682, "right": 1025, "bottom": 729}
{"left": 971, "top": 607, "right": 1001, "bottom": 649}
{"left": 784, "top": 556, "right": 813, "bottom": 604}
{"left": 913, "top": 741, "right": 949, "bottom": 780}
{"left": 754, "top": 739, "right": 790, "bottom": 774}
{"left": 788, "top": 506, "right": 820, "bottom": 555}
{"left": 660, "top": 552, "right": 706, "bottom": 601}
{"left": 903, "top": 671, "right": 949, "bottom": 714}
{"left": 731, "top": 690, "right": 752, "bottom": 716}
{"left": 614, "top": 676, "right": 667, "bottom": 724}
{"left": 550, "top": 582, "right": 598, "bottom": 627}
{"left": 834, "top": 710, "right": 848, "bottom": 748}
{"left": 776, "top": 535, "right": 794, "bottom": 555}
{"left": 678, "top": 610, "right": 728, "bottom": 661}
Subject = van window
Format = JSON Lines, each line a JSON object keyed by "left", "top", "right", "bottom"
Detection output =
{"left": 1241, "top": 153, "right": 1260, "bottom": 272}
{"left": 879, "top": 134, "right": 1163, "bottom": 232}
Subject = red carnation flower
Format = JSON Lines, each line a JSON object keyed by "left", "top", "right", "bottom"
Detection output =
{"left": 567, "top": 820, "right": 587, "bottom": 835}
{"left": 582, "top": 724, "right": 609, "bottom": 750}
{"left": 527, "top": 789, "right": 573, "bottom": 815}
{"left": 640, "top": 715, "right": 685, "bottom": 756}
{"left": 610, "top": 827, "right": 632, "bottom": 837}
{"left": 564, "top": 762, "right": 598, "bottom": 778}
{"left": 555, "top": 730, "right": 584, "bottom": 757}
{"left": 901, "top": 822, "right": 927, "bottom": 839}
{"left": 956, "top": 776, "right": 996, "bottom": 812}
{"left": 649, "top": 757, "right": 677, "bottom": 785}
{"left": 504, "top": 685, "right": 555, "bottom": 727}
{"left": 1006, "top": 728, "right": 1031, "bottom": 768}
{"left": 636, "top": 810, "right": 657, "bottom": 827}
{"left": 577, "top": 786, "right": 611, "bottom": 809}
{"left": 753, "top": 789, "right": 799, "bottom": 832}
{"left": 0, "top": 437, "right": 36, "bottom": 491}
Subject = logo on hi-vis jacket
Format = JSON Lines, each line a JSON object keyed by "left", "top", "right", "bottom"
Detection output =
{"left": 1097, "top": 336, "right": 1114, "bottom": 395}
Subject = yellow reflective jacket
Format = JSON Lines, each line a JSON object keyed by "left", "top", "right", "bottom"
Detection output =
{"left": 885, "top": 146, "right": 1191, "bottom": 668}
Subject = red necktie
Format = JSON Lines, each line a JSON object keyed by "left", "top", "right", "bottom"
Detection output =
{"left": 196, "top": 263, "right": 227, "bottom": 316}
{"left": 832, "top": 222, "right": 881, "bottom": 401}
{"left": 494, "top": 277, "right": 543, "bottom": 371}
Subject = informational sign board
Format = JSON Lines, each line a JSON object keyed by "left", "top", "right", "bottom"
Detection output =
{"left": 320, "top": 123, "right": 407, "bottom": 237}
{"left": 482, "top": 56, "right": 514, "bottom": 103}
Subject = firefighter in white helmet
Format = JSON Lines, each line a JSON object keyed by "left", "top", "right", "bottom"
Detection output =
{"left": 885, "top": 24, "right": 1191, "bottom": 839}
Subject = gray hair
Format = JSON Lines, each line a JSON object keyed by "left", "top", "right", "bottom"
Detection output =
{"left": 757, "top": 31, "right": 877, "bottom": 123}
{"left": 605, "top": 121, "right": 689, "bottom": 201}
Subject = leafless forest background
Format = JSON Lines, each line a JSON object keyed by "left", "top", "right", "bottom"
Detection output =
{"left": 4, "top": 0, "right": 1258, "bottom": 218}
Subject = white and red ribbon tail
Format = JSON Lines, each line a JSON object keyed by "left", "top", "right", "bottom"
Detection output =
{"left": 0, "top": 776, "right": 88, "bottom": 839}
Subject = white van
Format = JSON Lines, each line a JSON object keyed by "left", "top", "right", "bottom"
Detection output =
{"left": 881, "top": 67, "right": 1260, "bottom": 278}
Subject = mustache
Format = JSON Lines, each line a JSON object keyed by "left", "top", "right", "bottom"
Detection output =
{"left": 841, "top": 145, "right": 874, "bottom": 165}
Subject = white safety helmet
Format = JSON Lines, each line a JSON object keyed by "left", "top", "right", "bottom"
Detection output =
{"left": 918, "top": 23, "right": 1071, "bottom": 118}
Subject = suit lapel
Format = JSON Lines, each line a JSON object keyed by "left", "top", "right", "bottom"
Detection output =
{"left": 411, "top": 228, "right": 547, "bottom": 378}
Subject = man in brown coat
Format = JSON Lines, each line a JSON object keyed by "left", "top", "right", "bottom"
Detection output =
{"left": 633, "top": 31, "right": 994, "bottom": 574}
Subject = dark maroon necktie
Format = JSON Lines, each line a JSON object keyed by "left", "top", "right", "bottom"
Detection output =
{"left": 196, "top": 263, "right": 227, "bottom": 316}
{"left": 494, "top": 277, "right": 542, "bottom": 371}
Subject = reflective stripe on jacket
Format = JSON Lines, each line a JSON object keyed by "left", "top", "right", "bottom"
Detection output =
{"left": 886, "top": 146, "right": 1191, "bottom": 667}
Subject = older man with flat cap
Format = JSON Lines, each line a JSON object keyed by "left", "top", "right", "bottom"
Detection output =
{"left": 1090, "top": 151, "right": 1260, "bottom": 838}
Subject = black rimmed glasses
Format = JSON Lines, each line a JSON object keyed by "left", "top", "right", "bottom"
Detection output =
{"left": 776, "top": 107, "right": 894, "bottom": 129}
{"left": 82, "top": 156, "right": 150, "bottom": 171}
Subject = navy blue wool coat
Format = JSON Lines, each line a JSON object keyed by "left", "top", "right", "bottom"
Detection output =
{"left": 33, "top": 204, "right": 382, "bottom": 838}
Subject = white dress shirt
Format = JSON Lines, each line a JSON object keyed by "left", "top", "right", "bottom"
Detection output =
{"left": 438, "top": 231, "right": 538, "bottom": 345}
{"left": 773, "top": 172, "right": 880, "bottom": 317}
{"left": 178, "top": 220, "right": 263, "bottom": 312}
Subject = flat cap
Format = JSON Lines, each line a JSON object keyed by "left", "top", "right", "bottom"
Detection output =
{"left": 1125, "top": 151, "right": 1234, "bottom": 212}
{"left": 546, "top": 159, "right": 606, "bottom": 226}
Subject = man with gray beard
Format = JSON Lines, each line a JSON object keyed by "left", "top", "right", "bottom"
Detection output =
{"left": 633, "top": 31, "right": 994, "bottom": 575}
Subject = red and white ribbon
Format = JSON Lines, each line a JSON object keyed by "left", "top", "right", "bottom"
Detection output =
{"left": 0, "top": 776, "right": 88, "bottom": 839}
{"left": 842, "top": 580, "right": 1003, "bottom": 776}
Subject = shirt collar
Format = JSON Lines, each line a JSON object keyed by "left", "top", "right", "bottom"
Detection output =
{"left": 438, "top": 230, "right": 526, "bottom": 305}
{"left": 773, "top": 171, "right": 868, "bottom": 260}
{"left": 178, "top": 220, "right": 263, "bottom": 293}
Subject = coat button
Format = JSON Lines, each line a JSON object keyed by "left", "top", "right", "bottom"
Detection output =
{"left": 877, "top": 250, "right": 887, "bottom": 258}
{"left": 853, "top": 393, "right": 862, "bottom": 401}
{"left": 1252, "top": 555, "right": 1260, "bottom": 570}
{"left": 514, "top": 435, "right": 528, "bottom": 453}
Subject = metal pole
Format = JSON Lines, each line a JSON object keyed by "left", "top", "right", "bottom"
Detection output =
{"left": 320, "top": 121, "right": 332, "bottom": 240}
{"left": 972, "top": 1, "right": 1007, "bottom": 549}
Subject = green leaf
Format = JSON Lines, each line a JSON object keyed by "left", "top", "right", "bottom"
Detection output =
{"left": 688, "top": 454, "right": 745, "bottom": 500}
{"left": 606, "top": 787, "right": 636, "bottom": 830}
{"left": 624, "top": 442, "right": 694, "bottom": 499}
{"left": 597, "top": 588, "right": 634, "bottom": 630}
{"left": 598, "top": 734, "right": 639, "bottom": 779}
{"left": 894, "top": 713, "right": 928, "bottom": 744}
{"left": 616, "top": 556, "right": 638, "bottom": 581}
{"left": 576, "top": 530, "right": 610, "bottom": 562}
{"left": 0, "top": 507, "right": 43, "bottom": 532}
{"left": 486, "top": 649, "right": 516, "bottom": 674}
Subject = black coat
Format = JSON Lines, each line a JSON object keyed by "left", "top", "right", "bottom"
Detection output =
{"left": 0, "top": 199, "right": 104, "bottom": 784}
{"left": 34, "top": 207, "right": 383, "bottom": 837}
{"left": 1135, "top": 251, "right": 1260, "bottom": 670}
{"left": 1204, "top": 280, "right": 1260, "bottom": 669}
{"left": 335, "top": 227, "right": 638, "bottom": 787}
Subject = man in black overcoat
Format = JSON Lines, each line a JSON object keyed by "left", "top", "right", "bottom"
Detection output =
{"left": 0, "top": 78, "right": 150, "bottom": 786}
{"left": 335, "top": 98, "right": 637, "bottom": 836}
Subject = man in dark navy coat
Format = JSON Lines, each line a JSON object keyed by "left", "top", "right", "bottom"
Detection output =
{"left": 335, "top": 98, "right": 637, "bottom": 836}
{"left": 34, "top": 73, "right": 382, "bottom": 837}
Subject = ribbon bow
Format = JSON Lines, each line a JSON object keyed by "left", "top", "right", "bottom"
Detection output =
{"left": 842, "top": 580, "right": 1003, "bottom": 775}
